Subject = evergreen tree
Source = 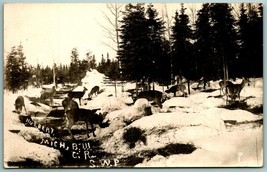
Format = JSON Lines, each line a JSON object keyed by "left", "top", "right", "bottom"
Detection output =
{"left": 5, "top": 45, "right": 30, "bottom": 92}
{"left": 118, "top": 3, "right": 150, "bottom": 81}
{"left": 36, "top": 64, "right": 42, "bottom": 87}
{"left": 97, "top": 55, "right": 106, "bottom": 74}
{"left": 118, "top": 3, "right": 169, "bottom": 85}
{"left": 41, "top": 65, "right": 53, "bottom": 84}
{"left": 69, "top": 48, "right": 81, "bottom": 83}
{"left": 246, "top": 4, "right": 263, "bottom": 77}
{"left": 236, "top": 3, "right": 250, "bottom": 77}
{"left": 195, "top": 3, "right": 216, "bottom": 80}
{"left": 209, "top": 3, "right": 238, "bottom": 80}
{"left": 171, "top": 4, "right": 194, "bottom": 81}
{"left": 146, "top": 4, "right": 170, "bottom": 86}
{"left": 106, "top": 59, "right": 120, "bottom": 81}
{"left": 86, "top": 51, "right": 97, "bottom": 70}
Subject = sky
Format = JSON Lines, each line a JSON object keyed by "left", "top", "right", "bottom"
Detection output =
{"left": 4, "top": 3, "right": 205, "bottom": 67}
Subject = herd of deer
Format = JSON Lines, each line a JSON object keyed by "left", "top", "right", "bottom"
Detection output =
{"left": 14, "top": 85, "right": 103, "bottom": 139}
{"left": 14, "top": 78, "right": 250, "bottom": 139}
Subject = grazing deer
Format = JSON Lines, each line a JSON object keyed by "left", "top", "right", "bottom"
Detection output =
{"left": 68, "top": 87, "right": 88, "bottom": 105}
{"left": 225, "top": 78, "right": 250, "bottom": 103}
{"left": 135, "top": 90, "right": 165, "bottom": 108}
{"left": 40, "top": 86, "right": 56, "bottom": 106}
{"left": 63, "top": 108, "right": 105, "bottom": 139}
{"left": 14, "top": 96, "right": 27, "bottom": 114}
{"left": 219, "top": 80, "right": 234, "bottom": 96}
{"left": 88, "top": 86, "right": 100, "bottom": 99}
{"left": 196, "top": 77, "right": 210, "bottom": 89}
{"left": 62, "top": 97, "right": 79, "bottom": 112}
{"left": 165, "top": 84, "right": 187, "bottom": 97}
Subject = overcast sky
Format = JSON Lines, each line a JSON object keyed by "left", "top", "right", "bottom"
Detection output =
{"left": 4, "top": 3, "right": 202, "bottom": 67}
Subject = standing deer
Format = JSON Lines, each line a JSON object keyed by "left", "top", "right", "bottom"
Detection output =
{"left": 62, "top": 97, "right": 79, "bottom": 112}
{"left": 225, "top": 78, "right": 250, "bottom": 103}
{"left": 88, "top": 86, "right": 100, "bottom": 99}
{"left": 62, "top": 108, "right": 105, "bottom": 139}
{"left": 40, "top": 86, "right": 56, "bottom": 106}
{"left": 68, "top": 86, "right": 88, "bottom": 105}
{"left": 135, "top": 90, "right": 166, "bottom": 108}
{"left": 219, "top": 80, "right": 234, "bottom": 96}
{"left": 14, "top": 96, "right": 27, "bottom": 114}
{"left": 165, "top": 84, "right": 187, "bottom": 97}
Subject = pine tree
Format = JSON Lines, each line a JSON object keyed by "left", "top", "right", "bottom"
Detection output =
{"left": 236, "top": 3, "right": 250, "bottom": 77}
{"left": 69, "top": 48, "right": 81, "bottom": 83}
{"left": 195, "top": 3, "right": 216, "bottom": 80}
{"left": 5, "top": 45, "right": 30, "bottom": 92}
{"left": 145, "top": 4, "right": 170, "bottom": 87}
{"left": 246, "top": 3, "right": 263, "bottom": 77}
{"left": 118, "top": 3, "right": 150, "bottom": 81}
{"left": 40, "top": 65, "right": 53, "bottom": 84}
{"left": 171, "top": 4, "right": 194, "bottom": 81}
{"left": 209, "top": 3, "right": 238, "bottom": 80}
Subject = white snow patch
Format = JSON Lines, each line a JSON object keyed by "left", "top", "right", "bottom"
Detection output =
{"left": 4, "top": 131, "right": 61, "bottom": 167}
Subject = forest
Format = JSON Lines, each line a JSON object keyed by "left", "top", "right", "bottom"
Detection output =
{"left": 4, "top": 3, "right": 263, "bottom": 93}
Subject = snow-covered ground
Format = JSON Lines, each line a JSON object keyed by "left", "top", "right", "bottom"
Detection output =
{"left": 3, "top": 70, "right": 263, "bottom": 167}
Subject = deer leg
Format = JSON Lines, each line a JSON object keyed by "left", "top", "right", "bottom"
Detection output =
{"left": 59, "top": 124, "right": 65, "bottom": 138}
{"left": 67, "top": 118, "right": 75, "bottom": 140}
{"left": 50, "top": 97, "right": 53, "bottom": 106}
{"left": 85, "top": 121, "right": 90, "bottom": 138}
{"left": 90, "top": 122, "right": 96, "bottom": 137}
{"left": 220, "top": 87, "right": 224, "bottom": 96}
{"left": 23, "top": 105, "right": 28, "bottom": 115}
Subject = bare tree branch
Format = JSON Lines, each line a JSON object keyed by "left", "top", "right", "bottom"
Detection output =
{"left": 99, "top": 3, "right": 124, "bottom": 52}
{"left": 100, "top": 40, "right": 117, "bottom": 52}
{"left": 161, "top": 3, "right": 173, "bottom": 41}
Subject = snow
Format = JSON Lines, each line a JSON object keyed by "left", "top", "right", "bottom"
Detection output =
{"left": 4, "top": 130, "right": 61, "bottom": 167}
{"left": 3, "top": 71, "right": 263, "bottom": 167}
{"left": 136, "top": 127, "right": 263, "bottom": 167}
{"left": 97, "top": 98, "right": 153, "bottom": 137}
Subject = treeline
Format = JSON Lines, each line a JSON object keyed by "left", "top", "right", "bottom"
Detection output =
{"left": 4, "top": 46, "right": 118, "bottom": 92}
{"left": 4, "top": 3, "right": 263, "bottom": 92}
{"left": 117, "top": 3, "right": 263, "bottom": 86}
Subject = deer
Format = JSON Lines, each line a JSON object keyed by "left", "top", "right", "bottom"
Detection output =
{"left": 62, "top": 97, "right": 79, "bottom": 112}
{"left": 196, "top": 77, "right": 210, "bottom": 89}
{"left": 68, "top": 86, "right": 88, "bottom": 105}
{"left": 219, "top": 80, "right": 234, "bottom": 96}
{"left": 14, "top": 96, "right": 27, "bottom": 114}
{"left": 225, "top": 78, "right": 250, "bottom": 103}
{"left": 165, "top": 84, "right": 187, "bottom": 97}
{"left": 88, "top": 86, "right": 100, "bottom": 99}
{"left": 40, "top": 86, "right": 56, "bottom": 106}
{"left": 135, "top": 90, "right": 166, "bottom": 108}
{"left": 62, "top": 108, "right": 106, "bottom": 140}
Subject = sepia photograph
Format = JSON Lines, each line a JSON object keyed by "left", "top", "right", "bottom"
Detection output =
{"left": 3, "top": 2, "right": 263, "bottom": 168}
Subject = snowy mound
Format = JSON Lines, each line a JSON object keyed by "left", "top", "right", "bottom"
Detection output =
{"left": 98, "top": 98, "right": 153, "bottom": 137}
{"left": 81, "top": 69, "right": 106, "bottom": 91}
{"left": 4, "top": 131, "right": 61, "bottom": 167}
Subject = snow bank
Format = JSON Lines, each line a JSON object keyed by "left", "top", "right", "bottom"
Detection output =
{"left": 101, "top": 104, "right": 262, "bottom": 157}
{"left": 81, "top": 69, "right": 105, "bottom": 90}
{"left": 101, "top": 110, "right": 225, "bottom": 155}
{"left": 4, "top": 131, "right": 61, "bottom": 167}
{"left": 85, "top": 95, "right": 128, "bottom": 113}
{"left": 218, "top": 108, "right": 263, "bottom": 123}
{"left": 137, "top": 126, "right": 263, "bottom": 167}
{"left": 18, "top": 127, "right": 51, "bottom": 142}
{"left": 98, "top": 98, "right": 152, "bottom": 137}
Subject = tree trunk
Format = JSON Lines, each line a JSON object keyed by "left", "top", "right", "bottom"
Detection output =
{"left": 187, "top": 80, "right": 190, "bottom": 95}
